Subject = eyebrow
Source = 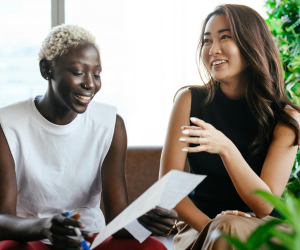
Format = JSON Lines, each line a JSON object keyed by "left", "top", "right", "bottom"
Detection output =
{"left": 69, "top": 61, "right": 101, "bottom": 68}
{"left": 204, "top": 29, "right": 231, "bottom": 36}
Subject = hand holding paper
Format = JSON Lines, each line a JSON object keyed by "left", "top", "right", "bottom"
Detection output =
{"left": 91, "top": 170, "right": 206, "bottom": 249}
{"left": 137, "top": 206, "right": 178, "bottom": 237}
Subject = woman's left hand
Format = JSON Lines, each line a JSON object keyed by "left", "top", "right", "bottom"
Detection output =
{"left": 137, "top": 207, "right": 178, "bottom": 236}
{"left": 180, "top": 117, "right": 232, "bottom": 156}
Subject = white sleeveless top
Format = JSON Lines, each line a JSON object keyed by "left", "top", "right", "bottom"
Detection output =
{"left": 0, "top": 98, "right": 117, "bottom": 243}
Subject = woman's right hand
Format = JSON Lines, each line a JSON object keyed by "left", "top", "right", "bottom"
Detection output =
{"left": 40, "top": 212, "right": 93, "bottom": 250}
{"left": 216, "top": 210, "right": 252, "bottom": 218}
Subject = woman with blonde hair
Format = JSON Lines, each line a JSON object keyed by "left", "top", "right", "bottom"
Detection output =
{"left": 0, "top": 24, "right": 177, "bottom": 250}
{"left": 160, "top": 4, "right": 300, "bottom": 250}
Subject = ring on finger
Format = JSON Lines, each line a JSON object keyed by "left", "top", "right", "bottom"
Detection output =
{"left": 226, "top": 210, "right": 238, "bottom": 215}
{"left": 162, "top": 219, "right": 177, "bottom": 237}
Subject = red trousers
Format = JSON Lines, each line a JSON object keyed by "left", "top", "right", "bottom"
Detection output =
{"left": 0, "top": 234, "right": 167, "bottom": 250}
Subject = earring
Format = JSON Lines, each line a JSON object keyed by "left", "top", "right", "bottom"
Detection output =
{"left": 46, "top": 77, "right": 49, "bottom": 80}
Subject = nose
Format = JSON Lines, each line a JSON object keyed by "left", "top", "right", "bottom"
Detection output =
{"left": 209, "top": 41, "right": 222, "bottom": 56}
{"left": 82, "top": 73, "right": 97, "bottom": 90}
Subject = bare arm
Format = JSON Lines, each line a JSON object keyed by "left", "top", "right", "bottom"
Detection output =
{"left": 0, "top": 124, "right": 42, "bottom": 241}
{"left": 182, "top": 107, "right": 299, "bottom": 218}
{"left": 159, "top": 89, "right": 211, "bottom": 232}
{"left": 102, "top": 115, "right": 178, "bottom": 238}
{"left": 0, "top": 125, "right": 90, "bottom": 248}
{"left": 101, "top": 114, "right": 132, "bottom": 238}
{"left": 221, "top": 107, "right": 299, "bottom": 218}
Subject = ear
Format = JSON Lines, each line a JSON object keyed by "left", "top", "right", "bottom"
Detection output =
{"left": 39, "top": 59, "right": 52, "bottom": 81}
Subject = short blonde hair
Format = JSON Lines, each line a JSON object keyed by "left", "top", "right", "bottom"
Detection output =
{"left": 38, "top": 24, "right": 99, "bottom": 61}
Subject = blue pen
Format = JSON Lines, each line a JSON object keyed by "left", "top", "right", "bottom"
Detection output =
{"left": 66, "top": 211, "right": 90, "bottom": 250}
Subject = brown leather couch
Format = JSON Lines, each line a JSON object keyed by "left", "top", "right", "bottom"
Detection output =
{"left": 101, "top": 146, "right": 189, "bottom": 213}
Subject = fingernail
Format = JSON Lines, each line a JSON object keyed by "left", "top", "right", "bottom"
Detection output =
{"left": 216, "top": 214, "right": 221, "bottom": 217}
{"left": 179, "top": 138, "right": 186, "bottom": 141}
{"left": 181, "top": 126, "right": 185, "bottom": 129}
{"left": 245, "top": 213, "right": 251, "bottom": 218}
{"left": 182, "top": 130, "right": 189, "bottom": 135}
{"left": 80, "top": 223, "right": 86, "bottom": 228}
{"left": 190, "top": 117, "right": 197, "bottom": 122}
{"left": 87, "top": 241, "right": 91, "bottom": 246}
{"left": 182, "top": 148, "right": 188, "bottom": 152}
{"left": 88, "top": 232, "right": 94, "bottom": 237}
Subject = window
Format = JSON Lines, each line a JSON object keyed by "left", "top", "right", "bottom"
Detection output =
{"left": 65, "top": 0, "right": 266, "bottom": 145}
{"left": 0, "top": 0, "right": 266, "bottom": 145}
{"left": 0, "top": 0, "right": 51, "bottom": 107}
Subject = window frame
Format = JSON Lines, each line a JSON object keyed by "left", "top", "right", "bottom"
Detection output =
{"left": 51, "top": 0, "right": 65, "bottom": 28}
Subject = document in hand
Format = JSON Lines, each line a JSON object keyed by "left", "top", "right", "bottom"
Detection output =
{"left": 91, "top": 170, "right": 206, "bottom": 249}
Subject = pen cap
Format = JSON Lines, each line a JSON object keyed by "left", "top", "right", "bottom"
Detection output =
{"left": 81, "top": 240, "right": 90, "bottom": 250}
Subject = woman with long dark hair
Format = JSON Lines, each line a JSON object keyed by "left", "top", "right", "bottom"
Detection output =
{"left": 159, "top": 4, "right": 300, "bottom": 250}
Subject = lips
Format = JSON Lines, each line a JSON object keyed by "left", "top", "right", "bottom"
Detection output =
{"left": 211, "top": 60, "right": 228, "bottom": 66}
{"left": 74, "top": 93, "right": 94, "bottom": 105}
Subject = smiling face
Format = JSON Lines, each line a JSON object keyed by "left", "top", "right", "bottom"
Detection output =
{"left": 201, "top": 14, "right": 247, "bottom": 85}
{"left": 50, "top": 43, "right": 102, "bottom": 114}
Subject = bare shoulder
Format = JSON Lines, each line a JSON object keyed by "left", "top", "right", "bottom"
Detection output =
{"left": 112, "top": 114, "right": 127, "bottom": 145}
{"left": 173, "top": 88, "right": 192, "bottom": 113}
{"left": 174, "top": 88, "right": 191, "bottom": 102}
{"left": 285, "top": 105, "right": 300, "bottom": 124}
{"left": 115, "top": 114, "right": 125, "bottom": 130}
{"left": 273, "top": 105, "right": 300, "bottom": 140}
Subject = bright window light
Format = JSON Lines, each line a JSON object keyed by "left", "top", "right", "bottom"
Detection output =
{"left": 0, "top": 0, "right": 266, "bottom": 146}
{"left": 66, "top": 0, "right": 266, "bottom": 146}
{"left": 0, "top": 0, "right": 50, "bottom": 107}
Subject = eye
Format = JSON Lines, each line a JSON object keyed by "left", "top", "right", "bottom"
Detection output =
{"left": 221, "top": 35, "right": 231, "bottom": 40}
{"left": 94, "top": 75, "right": 101, "bottom": 79}
{"left": 72, "top": 72, "right": 83, "bottom": 77}
{"left": 204, "top": 39, "right": 211, "bottom": 44}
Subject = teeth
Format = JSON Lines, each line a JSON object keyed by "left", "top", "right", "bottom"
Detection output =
{"left": 75, "top": 95, "right": 92, "bottom": 100}
{"left": 212, "top": 60, "right": 227, "bottom": 66}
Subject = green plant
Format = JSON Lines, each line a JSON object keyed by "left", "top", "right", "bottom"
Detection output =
{"left": 265, "top": 0, "right": 300, "bottom": 198}
{"left": 222, "top": 191, "right": 299, "bottom": 250}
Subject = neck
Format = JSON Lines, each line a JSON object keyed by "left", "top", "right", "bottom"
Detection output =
{"left": 219, "top": 82, "right": 246, "bottom": 100}
{"left": 35, "top": 86, "right": 77, "bottom": 125}
{"left": 218, "top": 72, "right": 247, "bottom": 100}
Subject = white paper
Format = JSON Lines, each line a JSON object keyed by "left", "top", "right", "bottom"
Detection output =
{"left": 124, "top": 219, "right": 152, "bottom": 243}
{"left": 91, "top": 170, "right": 206, "bottom": 249}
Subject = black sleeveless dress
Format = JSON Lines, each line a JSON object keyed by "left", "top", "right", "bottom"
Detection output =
{"left": 187, "top": 86, "right": 281, "bottom": 218}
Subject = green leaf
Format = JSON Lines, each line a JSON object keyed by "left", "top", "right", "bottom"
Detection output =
{"left": 288, "top": 89, "right": 300, "bottom": 106}
{"left": 222, "top": 234, "right": 252, "bottom": 250}
{"left": 285, "top": 73, "right": 296, "bottom": 84}
{"left": 253, "top": 190, "right": 291, "bottom": 221}
{"left": 287, "top": 66, "right": 296, "bottom": 73}
{"left": 264, "top": 241, "right": 290, "bottom": 250}
{"left": 268, "top": 228, "right": 295, "bottom": 249}
{"left": 291, "top": 81, "right": 300, "bottom": 95}
{"left": 291, "top": 56, "right": 300, "bottom": 68}
{"left": 286, "top": 81, "right": 297, "bottom": 90}
{"left": 247, "top": 219, "right": 284, "bottom": 247}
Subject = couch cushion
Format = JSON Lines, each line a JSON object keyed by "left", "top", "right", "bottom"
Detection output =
{"left": 101, "top": 146, "right": 189, "bottom": 215}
